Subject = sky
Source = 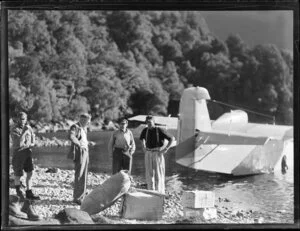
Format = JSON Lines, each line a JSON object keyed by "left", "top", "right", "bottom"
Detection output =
{"left": 200, "top": 11, "right": 293, "bottom": 51}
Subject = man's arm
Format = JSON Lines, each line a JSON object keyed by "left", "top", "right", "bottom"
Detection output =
{"left": 139, "top": 129, "right": 147, "bottom": 152}
{"left": 159, "top": 128, "right": 175, "bottom": 154}
{"left": 27, "top": 125, "right": 36, "bottom": 146}
{"left": 108, "top": 132, "right": 115, "bottom": 155}
{"left": 69, "top": 125, "right": 81, "bottom": 147}
{"left": 129, "top": 130, "right": 136, "bottom": 155}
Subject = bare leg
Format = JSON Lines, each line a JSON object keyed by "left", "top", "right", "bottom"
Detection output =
{"left": 26, "top": 171, "right": 33, "bottom": 190}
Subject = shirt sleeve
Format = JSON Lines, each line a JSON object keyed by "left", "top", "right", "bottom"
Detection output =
{"left": 69, "top": 124, "right": 81, "bottom": 147}
{"left": 159, "top": 127, "right": 173, "bottom": 141}
{"left": 129, "top": 130, "right": 136, "bottom": 154}
{"left": 108, "top": 132, "right": 115, "bottom": 154}
{"left": 10, "top": 127, "right": 23, "bottom": 150}
{"left": 139, "top": 128, "right": 146, "bottom": 140}
{"left": 27, "top": 125, "right": 36, "bottom": 145}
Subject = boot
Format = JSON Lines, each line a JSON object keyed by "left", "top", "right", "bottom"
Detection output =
{"left": 9, "top": 195, "right": 27, "bottom": 219}
{"left": 15, "top": 185, "right": 25, "bottom": 202}
{"left": 21, "top": 199, "right": 42, "bottom": 221}
{"left": 26, "top": 189, "right": 40, "bottom": 200}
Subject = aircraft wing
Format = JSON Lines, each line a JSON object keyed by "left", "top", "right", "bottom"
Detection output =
{"left": 128, "top": 115, "right": 178, "bottom": 129}
{"left": 175, "top": 131, "right": 269, "bottom": 161}
{"left": 195, "top": 130, "right": 270, "bottom": 146}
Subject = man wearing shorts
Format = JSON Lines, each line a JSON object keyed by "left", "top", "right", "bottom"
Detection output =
{"left": 10, "top": 112, "right": 40, "bottom": 200}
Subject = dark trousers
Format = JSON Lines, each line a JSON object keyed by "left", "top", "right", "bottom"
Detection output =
{"left": 73, "top": 149, "right": 89, "bottom": 201}
{"left": 112, "top": 148, "right": 132, "bottom": 175}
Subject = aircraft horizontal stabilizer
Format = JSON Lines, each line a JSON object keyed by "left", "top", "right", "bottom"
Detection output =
{"left": 195, "top": 130, "right": 269, "bottom": 146}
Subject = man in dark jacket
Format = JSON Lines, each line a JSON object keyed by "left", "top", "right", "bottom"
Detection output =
{"left": 68, "top": 113, "right": 95, "bottom": 205}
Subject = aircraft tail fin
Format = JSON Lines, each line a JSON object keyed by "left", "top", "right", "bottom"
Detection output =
{"left": 177, "top": 87, "right": 211, "bottom": 144}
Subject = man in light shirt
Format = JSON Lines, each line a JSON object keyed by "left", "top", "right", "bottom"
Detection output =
{"left": 108, "top": 119, "right": 136, "bottom": 175}
{"left": 10, "top": 112, "right": 40, "bottom": 201}
{"left": 68, "top": 113, "right": 95, "bottom": 205}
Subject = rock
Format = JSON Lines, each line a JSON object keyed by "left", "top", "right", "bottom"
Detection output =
{"left": 236, "top": 211, "right": 244, "bottom": 218}
{"left": 45, "top": 167, "right": 59, "bottom": 173}
{"left": 54, "top": 208, "right": 94, "bottom": 224}
{"left": 183, "top": 207, "right": 217, "bottom": 220}
{"left": 254, "top": 217, "right": 264, "bottom": 223}
{"left": 9, "top": 215, "right": 61, "bottom": 226}
{"left": 90, "top": 214, "right": 113, "bottom": 224}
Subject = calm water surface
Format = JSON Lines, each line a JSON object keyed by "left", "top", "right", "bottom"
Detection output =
{"left": 33, "top": 131, "right": 294, "bottom": 223}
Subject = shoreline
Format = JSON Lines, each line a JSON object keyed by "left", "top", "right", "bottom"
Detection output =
{"left": 8, "top": 165, "right": 284, "bottom": 225}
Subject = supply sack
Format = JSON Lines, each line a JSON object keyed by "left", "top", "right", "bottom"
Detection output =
{"left": 81, "top": 170, "right": 131, "bottom": 215}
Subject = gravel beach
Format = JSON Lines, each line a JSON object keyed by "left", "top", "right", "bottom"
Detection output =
{"left": 8, "top": 165, "right": 270, "bottom": 225}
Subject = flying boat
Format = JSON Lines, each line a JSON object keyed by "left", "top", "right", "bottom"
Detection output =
{"left": 128, "top": 87, "right": 293, "bottom": 176}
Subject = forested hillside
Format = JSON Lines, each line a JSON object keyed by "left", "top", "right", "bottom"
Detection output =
{"left": 8, "top": 10, "right": 293, "bottom": 125}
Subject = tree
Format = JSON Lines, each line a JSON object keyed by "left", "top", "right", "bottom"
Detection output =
{"left": 226, "top": 34, "right": 248, "bottom": 61}
{"left": 84, "top": 64, "right": 129, "bottom": 120}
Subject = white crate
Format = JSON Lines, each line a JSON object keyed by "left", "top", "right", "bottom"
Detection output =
{"left": 182, "top": 190, "right": 215, "bottom": 208}
{"left": 183, "top": 207, "right": 217, "bottom": 220}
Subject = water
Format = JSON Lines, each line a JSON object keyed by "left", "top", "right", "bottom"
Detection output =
{"left": 32, "top": 131, "right": 294, "bottom": 223}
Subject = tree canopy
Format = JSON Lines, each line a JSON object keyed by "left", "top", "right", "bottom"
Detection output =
{"left": 8, "top": 10, "right": 293, "bottom": 125}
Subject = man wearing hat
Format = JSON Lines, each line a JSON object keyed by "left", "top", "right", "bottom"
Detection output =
{"left": 139, "top": 115, "right": 174, "bottom": 194}
{"left": 108, "top": 118, "right": 136, "bottom": 174}
{"left": 10, "top": 112, "right": 40, "bottom": 200}
{"left": 68, "top": 113, "right": 95, "bottom": 205}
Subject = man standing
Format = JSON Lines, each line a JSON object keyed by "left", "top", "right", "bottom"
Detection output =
{"left": 139, "top": 115, "right": 174, "bottom": 194}
{"left": 108, "top": 119, "right": 136, "bottom": 175}
{"left": 68, "top": 113, "right": 95, "bottom": 205}
{"left": 10, "top": 112, "right": 40, "bottom": 200}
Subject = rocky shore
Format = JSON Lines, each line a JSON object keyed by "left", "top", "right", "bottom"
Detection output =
{"left": 8, "top": 165, "right": 267, "bottom": 225}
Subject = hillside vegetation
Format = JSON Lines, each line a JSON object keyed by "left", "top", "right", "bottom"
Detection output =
{"left": 8, "top": 11, "right": 293, "bottom": 125}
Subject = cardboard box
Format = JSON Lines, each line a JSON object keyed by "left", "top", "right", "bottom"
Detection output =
{"left": 122, "top": 189, "right": 164, "bottom": 220}
{"left": 183, "top": 207, "right": 217, "bottom": 220}
{"left": 182, "top": 190, "right": 215, "bottom": 208}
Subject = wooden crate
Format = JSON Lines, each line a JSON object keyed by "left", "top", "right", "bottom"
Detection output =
{"left": 122, "top": 189, "right": 164, "bottom": 220}
{"left": 182, "top": 190, "right": 215, "bottom": 208}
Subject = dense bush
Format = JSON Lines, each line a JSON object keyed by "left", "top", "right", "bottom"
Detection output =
{"left": 8, "top": 10, "right": 293, "bottom": 125}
